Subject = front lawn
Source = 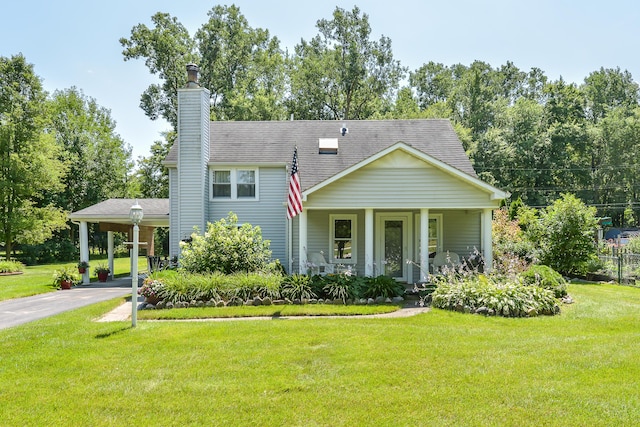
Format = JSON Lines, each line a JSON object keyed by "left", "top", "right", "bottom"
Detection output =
{"left": 0, "top": 283, "right": 638, "bottom": 426}
{"left": 0, "top": 257, "right": 147, "bottom": 301}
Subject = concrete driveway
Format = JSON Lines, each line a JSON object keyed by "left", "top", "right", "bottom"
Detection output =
{"left": 0, "top": 278, "right": 136, "bottom": 330}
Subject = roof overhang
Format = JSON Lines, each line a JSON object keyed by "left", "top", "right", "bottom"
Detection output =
{"left": 68, "top": 199, "right": 170, "bottom": 227}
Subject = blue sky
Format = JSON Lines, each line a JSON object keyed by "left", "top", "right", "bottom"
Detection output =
{"left": 1, "top": 0, "right": 639, "bottom": 160}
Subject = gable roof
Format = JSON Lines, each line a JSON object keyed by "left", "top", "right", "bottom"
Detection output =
{"left": 164, "top": 119, "right": 477, "bottom": 191}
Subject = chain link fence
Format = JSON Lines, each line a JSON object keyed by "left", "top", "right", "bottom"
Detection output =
{"left": 596, "top": 253, "right": 640, "bottom": 284}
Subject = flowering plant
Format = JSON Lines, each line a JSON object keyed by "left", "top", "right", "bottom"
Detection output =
{"left": 77, "top": 260, "right": 90, "bottom": 269}
{"left": 138, "top": 279, "right": 164, "bottom": 299}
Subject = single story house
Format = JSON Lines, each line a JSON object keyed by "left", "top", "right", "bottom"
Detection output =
{"left": 162, "top": 66, "right": 508, "bottom": 283}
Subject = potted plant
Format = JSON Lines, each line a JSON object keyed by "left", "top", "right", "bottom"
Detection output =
{"left": 53, "top": 267, "right": 78, "bottom": 290}
{"left": 94, "top": 264, "right": 110, "bottom": 282}
{"left": 77, "top": 260, "right": 89, "bottom": 274}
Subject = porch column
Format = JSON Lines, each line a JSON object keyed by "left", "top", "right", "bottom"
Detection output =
{"left": 481, "top": 208, "right": 493, "bottom": 272}
{"left": 79, "top": 221, "right": 89, "bottom": 284}
{"left": 107, "top": 231, "right": 114, "bottom": 279}
{"left": 298, "top": 210, "right": 308, "bottom": 274}
{"left": 365, "top": 209, "right": 374, "bottom": 277}
{"left": 420, "top": 208, "right": 430, "bottom": 282}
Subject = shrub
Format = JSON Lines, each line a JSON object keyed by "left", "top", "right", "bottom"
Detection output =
{"left": 431, "top": 274, "right": 559, "bottom": 317}
{"left": 0, "top": 259, "right": 24, "bottom": 273}
{"left": 180, "top": 212, "right": 273, "bottom": 275}
{"left": 362, "top": 275, "right": 405, "bottom": 299}
{"left": 521, "top": 265, "right": 567, "bottom": 298}
{"left": 321, "top": 273, "right": 364, "bottom": 303}
{"left": 150, "top": 271, "right": 283, "bottom": 304}
{"left": 281, "top": 274, "right": 316, "bottom": 300}
{"left": 527, "top": 194, "right": 598, "bottom": 276}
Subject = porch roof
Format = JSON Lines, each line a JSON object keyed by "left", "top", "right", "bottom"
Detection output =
{"left": 69, "top": 198, "right": 169, "bottom": 227}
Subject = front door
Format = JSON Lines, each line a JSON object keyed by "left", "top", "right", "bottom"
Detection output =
{"left": 376, "top": 213, "right": 412, "bottom": 281}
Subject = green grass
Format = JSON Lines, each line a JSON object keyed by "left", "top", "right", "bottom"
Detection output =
{"left": 0, "top": 257, "right": 147, "bottom": 301}
{"left": 138, "top": 303, "right": 400, "bottom": 319}
{"left": 0, "top": 283, "right": 639, "bottom": 426}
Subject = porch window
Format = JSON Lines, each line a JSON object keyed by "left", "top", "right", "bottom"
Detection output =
{"left": 415, "top": 214, "right": 442, "bottom": 257}
{"left": 330, "top": 214, "right": 356, "bottom": 264}
{"left": 210, "top": 168, "right": 258, "bottom": 200}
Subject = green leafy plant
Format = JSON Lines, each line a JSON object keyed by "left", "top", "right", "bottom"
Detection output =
{"left": 281, "top": 274, "right": 316, "bottom": 300}
{"left": 52, "top": 267, "right": 79, "bottom": 289}
{"left": 431, "top": 273, "right": 559, "bottom": 317}
{"left": 77, "top": 260, "right": 89, "bottom": 269}
{"left": 93, "top": 264, "right": 110, "bottom": 275}
{"left": 179, "top": 212, "right": 273, "bottom": 275}
{"left": 521, "top": 264, "right": 567, "bottom": 297}
{"left": 321, "top": 273, "right": 363, "bottom": 303}
{"left": 0, "top": 259, "right": 24, "bottom": 273}
{"left": 362, "top": 275, "right": 405, "bottom": 299}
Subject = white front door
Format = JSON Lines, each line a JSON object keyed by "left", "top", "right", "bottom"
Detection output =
{"left": 376, "top": 213, "right": 412, "bottom": 282}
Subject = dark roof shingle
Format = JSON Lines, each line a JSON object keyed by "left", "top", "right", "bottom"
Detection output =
{"left": 165, "top": 119, "right": 476, "bottom": 190}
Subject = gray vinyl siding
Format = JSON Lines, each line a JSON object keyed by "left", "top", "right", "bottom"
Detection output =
{"left": 442, "top": 210, "right": 481, "bottom": 258}
{"left": 307, "top": 164, "right": 496, "bottom": 209}
{"left": 169, "top": 168, "right": 180, "bottom": 258}
{"left": 176, "top": 88, "right": 209, "bottom": 247}
{"left": 208, "top": 167, "right": 288, "bottom": 264}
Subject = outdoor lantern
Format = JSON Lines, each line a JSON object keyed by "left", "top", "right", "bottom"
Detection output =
{"left": 129, "top": 200, "right": 143, "bottom": 327}
{"left": 129, "top": 200, "right": 144, "bottom": 225}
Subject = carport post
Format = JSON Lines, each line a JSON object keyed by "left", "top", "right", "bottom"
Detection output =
{"left": 79, "top": 221, "right": 90, "bottom": 284}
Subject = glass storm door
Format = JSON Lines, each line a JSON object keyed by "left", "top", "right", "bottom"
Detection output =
{"left": 376, "top": 213, "right": 411, "bottom": 281}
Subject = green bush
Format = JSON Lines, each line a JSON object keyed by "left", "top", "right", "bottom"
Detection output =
{"left": 431, "top": 274, "right": 559, "bottom": 317}
{"left": 0, "top": 259, "right": 24, "bottom": 273}
{"left": 180, "top": 212, "right": 273, "bottom": 275}
{"left": 321, "top": 273, "right": 364, "bottom": 303}
{"left": 150, "top": 270, "right": 283, "bottom": 304}
{"left": 527, "top": 194, "right": 598, "bottom": 276}
{"left": 281, "top": 274, "right": 316, "bottom": 300}
{"left": 521, "top": 265, "right": 567, "bottom": 298}
{"left": 362, "top": 275, "right": 405, "bottom": 299}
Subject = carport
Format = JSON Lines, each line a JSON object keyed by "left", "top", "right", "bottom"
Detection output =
{"left": 69, "top": 199, "right": 169, "bottom": 284}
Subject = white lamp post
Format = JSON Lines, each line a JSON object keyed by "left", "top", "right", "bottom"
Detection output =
{"left": 129, "top": 200, "right": 144, "bottom": 327}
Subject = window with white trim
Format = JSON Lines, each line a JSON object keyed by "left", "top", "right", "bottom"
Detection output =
{"left": 210, "top": 168, "right": 258, "bottom": 200}
{"left": 330, "top": 214, "right": 357, "bottom": 264}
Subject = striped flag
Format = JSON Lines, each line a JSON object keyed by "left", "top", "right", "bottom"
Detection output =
{"left": 287, "top": 147, "right": 303, "bottom": 219}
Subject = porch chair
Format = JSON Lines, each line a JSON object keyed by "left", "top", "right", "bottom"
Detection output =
{"left": 431, "top": 251, "right": 461, "bottom": 273}
{"left": 308, "top": 252, "right": 335, "bottom": 276}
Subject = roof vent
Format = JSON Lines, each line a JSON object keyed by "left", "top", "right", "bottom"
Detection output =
{"left": 319, "top": 138, "right": 338, "bottom": 155}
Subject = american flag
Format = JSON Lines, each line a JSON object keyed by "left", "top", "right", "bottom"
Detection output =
{"left": 287, "top": 147, "right": 303, "bottom": 219}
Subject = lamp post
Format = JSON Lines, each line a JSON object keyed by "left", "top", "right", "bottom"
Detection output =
{"left": 129, "top": 200, "right": 144, "bottom": 327}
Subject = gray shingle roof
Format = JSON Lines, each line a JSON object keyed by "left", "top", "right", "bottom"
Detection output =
{"left": 165, "top": 119, "right": 476, "bottom": 191}
{"left": 69, "top": 199, "right": 169, "bottom": 219}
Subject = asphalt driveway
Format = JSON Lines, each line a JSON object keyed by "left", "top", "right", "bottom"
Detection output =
{"left": 0, "top": 278, "right": 136, "bottom": 330}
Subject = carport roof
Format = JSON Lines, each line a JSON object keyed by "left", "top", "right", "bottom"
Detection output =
{"left": 69, "top": 198, "right": 169, "bottom": 227}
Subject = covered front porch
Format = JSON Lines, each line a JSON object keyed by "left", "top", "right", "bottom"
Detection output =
{"left": 69, "top": 199, "right": 170, "bottom": 284}
{"left": 291, "top": 207, "right": 494, "bottom": 283}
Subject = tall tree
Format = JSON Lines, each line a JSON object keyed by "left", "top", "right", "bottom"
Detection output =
{"left": 195, "top": 5, "right": 287, "bottom": 121}
{"left": 136, "top": 132, "right": 173, "bottom": 198}
{"left": 288, "top": 6, "right": 406, "bottom": 120}
{"left": 0, "top": 54, "right": 67, "bottom": 257}
{"left": 120, "top": 12, "right": 197, "bottom": 128}
{"left": 48, "top": 87, "right": 134, "bottom": 217}
{"left": 583, "top": 67, "right": 639, "bottom": 123}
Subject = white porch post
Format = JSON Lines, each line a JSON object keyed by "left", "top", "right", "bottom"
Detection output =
{"left": 365, "top": 209, "right": 374, "bottom": 277}
{"left": 79, "top": 221, "right": 89, "bottom": 284}
{"left": 298, "top": 210, "right": 308, "bottom": 274}
{"left": 420, "top": 208, "right": 430, "bottom": 282}
{"left": 107, "top": 231, "right": 114, "bottom": 279}
{"left": 481, "top": 208, "right": 493, "bottom": 272}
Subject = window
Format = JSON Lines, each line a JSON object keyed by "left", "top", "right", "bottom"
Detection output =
{"left": 236, "top": 170, "right": 255, "bottom": 198}
{"left": 330, "top": 214, "right": 357, "bottom": 264}
{"left": 210, "top": 168, "right": 258, "bottom": 200}
{"left": 212, "top": 170, "right": 231, "bottom": 198}
{"left": 415, "top": 214, "right": 442, "bottom": 260}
